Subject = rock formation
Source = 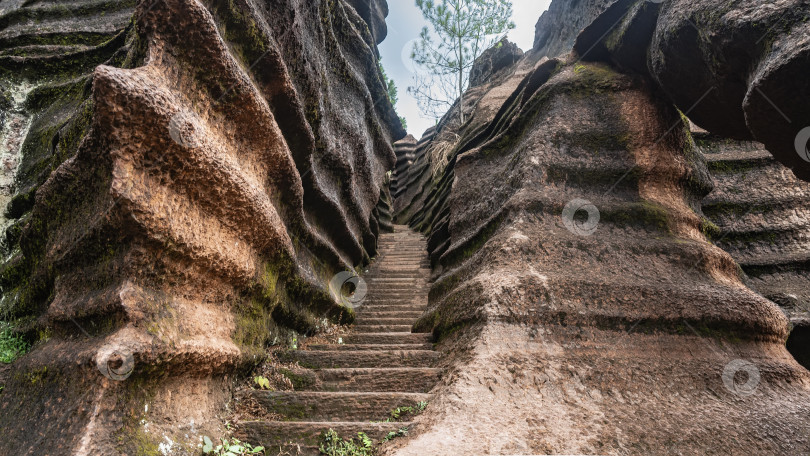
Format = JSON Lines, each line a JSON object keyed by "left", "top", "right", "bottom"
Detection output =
{"left": 571, "top": 0, "right": 810, "bottom": 180}
{"left": 387, "top": 5, "right": 810, "bottom": 453}
{"left": 0, "top": 0, "right": 403, "bottom": 452}
{"left": 533, "top": 0, "right": 613, "bottom": 58}
{"left": 1, "top": 0, "right": 809, "bottom": 453}
{"left": 698, "top": 129, "right": 810, "bottom": 369}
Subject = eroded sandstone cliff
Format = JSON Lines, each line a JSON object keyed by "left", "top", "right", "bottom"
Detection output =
{"left": 0, "top": 0, "right": 403, "bottom": 452}
{"left": 387, "top": 2, "right": 810, "bottom": 453}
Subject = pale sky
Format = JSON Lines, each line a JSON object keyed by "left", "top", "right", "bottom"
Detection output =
{"left": 379, "top": 0, "right": 552, "bottom": 137}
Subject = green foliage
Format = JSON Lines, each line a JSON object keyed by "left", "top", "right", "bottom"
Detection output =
{"left": 318, "top": 429, "right": 374, "bottom": 456}
{"left": 409, "top": 0, "right": 515, "bottom": 122}
{"left": 384, "top": 401, "right": 428, "bottom": 422}
{"left": 202, "top": 436, "right": 264, "bottom": 455}
{"left": 382, "top": 428, "right": 409, "bottom": 443}
{"left": 378, "top": 60, "right": 398, "bottom": 106}
{"left": 378, "top": 59, "right": 407, "bottom": 130}
{"left": 253, "top": 376, "right": 271, "bottom": 390}
{"left": 0, "top": 321, "right": 29, "bottom": 364}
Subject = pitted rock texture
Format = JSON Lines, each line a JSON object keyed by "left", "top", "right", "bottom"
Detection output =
{"left": 390, "top": 49, "right": 810, "bottom": 454}
{"left": 0, "top": 0, "right": 402, "bottom": 452}
{"left": 697, "top": 130, "right": 810, "bottom": 368}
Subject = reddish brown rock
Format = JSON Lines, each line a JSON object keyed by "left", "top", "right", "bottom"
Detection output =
{"left": 0, "top": 0, "right": 402, "bottom": 452}
{"left": 388, "top": 51, "right": 810, "bottom": 454}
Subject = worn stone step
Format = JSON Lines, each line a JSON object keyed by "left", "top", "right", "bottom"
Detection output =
{"left": 355, "top": 317, "right": 420, "bottom": 325}
{"left": 367, "top": 277, "right": 426, "bottom": 283}
{"left": 246, "top": 391, "right": 428, "bottom": 421}
{"left": 366, "top": 271, "right": 431, "bottom": 277}
{"left": 342, "top": 332, "right": 432, "bottom": 344}
{"left": 284, "top": 350, "right": 438, "bottom": 368}
{"left": 358, "top": 305, "right": 426, "bottom": 312}
{"left": 365, "top": 284, "right": 426, "bottom": 289}
{"left": 365, "top": 284, "right": 428, "bottom": 290}
{"left": 238, "top": 421, "right": 412, "bottom": 455}
{"left": 278, "top": 367, "right": 440, "bottom": 392}
{"left": 360, "top": 310, "right": 424, "bottom": 318}
{"left": 353, "top": 324, "right": 414, "bottom": 333}
{"left": 311, "top": 367, "right": 441, "bottom": 392}
{"left": 306, "top": 343, "right": 434, "bottom": 351}
{"left": 364, "top": 296, "right": 427, "bottom": 303}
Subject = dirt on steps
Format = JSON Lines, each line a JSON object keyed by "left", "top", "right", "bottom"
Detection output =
{"left": 237, "top": 226, "right": 440, "bottom": 455}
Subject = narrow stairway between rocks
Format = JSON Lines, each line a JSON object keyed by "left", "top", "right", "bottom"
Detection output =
{"left": 239, "top": 226, "right": 441, "bottom": 455}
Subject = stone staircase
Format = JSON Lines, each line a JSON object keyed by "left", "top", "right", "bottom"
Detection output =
{"left": 239, "top": 226, "right": 440, "bottom": 455}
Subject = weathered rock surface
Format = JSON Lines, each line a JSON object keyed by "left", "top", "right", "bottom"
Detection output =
{"left": 0, "top": 0, "right": 402, "bottom": 452}
{"left": 389, "top": 44, "right": 810, "bottom": 455}
{"left": 533, "top": 0, "right": 810, "bottom": 181}
{"left": 533, "top": 0, "right": 614, "bottom": 57}
{"left": 698, "top": 130, "right": 810, "bottom": 368}
{"left": 468, "top": 38, "right": 523, "bottom": 88}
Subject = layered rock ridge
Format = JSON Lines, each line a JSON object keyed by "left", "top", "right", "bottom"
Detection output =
{"left": 532, "top": 0, "right": 810, "bottom": 181}
{"left": 698, "top": 129, "right": 810, "bottom": 369}
{"left": 389, "top": 38, "right": 810, "bottom": 456}
{"left": 0, "top": 0, "right": 403, "bottom": 452}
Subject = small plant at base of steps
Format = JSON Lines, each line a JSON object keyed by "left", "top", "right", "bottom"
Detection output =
{"left": 385, "top": 401, "right": 427, "bottom": 422}
{"left": 202, "top": 436, "right": 265, "bottom": 455}
{"left": 253, "top": 375, "right": 271, "bottom": 390}
{"left": 318, "top": 430, "right": 374, "bottom": 456}
{"left": 382, "top": 428, "right": 409, "bottom": 443}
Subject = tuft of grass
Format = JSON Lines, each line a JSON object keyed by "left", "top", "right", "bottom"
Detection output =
{"left": 382, "top": 428, "right": 409, "bottom": 443}
{"left": 0, "top": 321, "right": 29, "bottom": 364}
{"left": 319, "top": 430, "right": 374, "bottom": 456}
{"left": 202, "top": 436, "right": 264, "bottom": 455}
{"left": 384, "top": 401, "right": 428, "bottom": 422}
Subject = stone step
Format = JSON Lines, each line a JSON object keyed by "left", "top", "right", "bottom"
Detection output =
{"left": 354, "top": 317, "right": 420, "bottom": 326}
{"left": 352, "top": 324, "right": 414, "bottom": 333}
{"left": 360, "top": 310, "right": 424, "bottom": 318}
{"left": 342, "top": 332, "right": 433, "bottom": 344}
{"left": 365, "top": 283, "right": 428, "bottom": 289}
{"left": 306, "top": 343, "right": 433, "bottom": 351}
{"left": 246, "top": 391, "right": 428, "bottom": 421}
{"left": 363, "top": 291, "right": 427, "bottom": 304}
{"left": 366, "top": 277, "right": 426, "bottom": 283}
{"left": 366, "top": 271, "right": 431, "bottom": 277}
{"left": 238, "top": 421, "right": 412, "bottom": 456}
{"left": 284, "top": 350, "right": 439, "bottom": 368}
{"left": 359, "top": 305, "right": 426, "bottom": 313}
{"left": 311, "top": 367, "right": 441, "bottom": 392}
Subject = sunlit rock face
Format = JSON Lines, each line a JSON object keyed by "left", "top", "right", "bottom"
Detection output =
{"left": 0, "top": 0, "right": 402, "bottom": 452}
{"left": 569, "top": 0, "right": 810, "bottom": 180}
{"left": 388, "top": 35, "right": 810, "bottom": 456}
